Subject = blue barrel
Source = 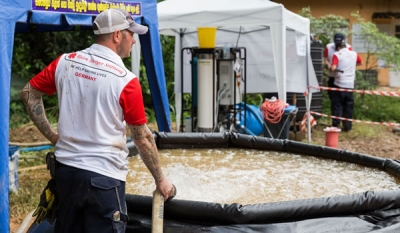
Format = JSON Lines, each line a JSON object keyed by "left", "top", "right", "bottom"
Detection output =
{"left": 235, "top": 103, "right": 264, "bottom": 136}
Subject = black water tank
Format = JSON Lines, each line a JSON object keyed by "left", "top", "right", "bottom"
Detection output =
{"left": 264, "top": 39, "right": 324, "bottom": 122}
{"left": 289, "top": 39, "right": 324, "bottom": 121}
{"left": 310, "top": 39, "right": 324, "bottom": 85}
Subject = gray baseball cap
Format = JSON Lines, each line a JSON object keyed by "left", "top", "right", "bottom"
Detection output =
{"left": 93, "top": 9, "right": 148, "bottom": 35}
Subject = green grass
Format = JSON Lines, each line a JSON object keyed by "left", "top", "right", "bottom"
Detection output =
{"left": 18, "top": 149, "right": 52, "bottom": 168}
{"left": 311, "top": 120, "right": 387, "bottom": 142}
{"left": 9, "top": 150, "right": 52, "bottom": 223}
{"left": 9, "top": 168, "right": 49, "bottom": 223}
{"left": 354, "top": 94, "right": 400, "bottom": 123}
{"left": 347, "top": 123, "right": 387, "bottom": 138}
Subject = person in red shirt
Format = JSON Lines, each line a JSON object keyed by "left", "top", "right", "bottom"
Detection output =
{"left": 324, "top": 33, "right": 353, "bottom": 126}
{"left": 19, "top": 8, "right": 175, "bottom": 232}
{"left": 329, "top": 39, "right": 362, "bottom": 132}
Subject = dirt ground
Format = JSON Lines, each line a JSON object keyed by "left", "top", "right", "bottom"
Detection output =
{"left": 310, "top": 124, "right": 400, "bottom": 160}
{"left": 9, "top": 122, "right": 49, "bottom": 144}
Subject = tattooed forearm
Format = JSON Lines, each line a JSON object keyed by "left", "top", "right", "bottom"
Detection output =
{"left": 129, "top": 124, "right": 163, "bottom": 182}
{"left": 20, "top": 83, "right": 58, "bottom": 145}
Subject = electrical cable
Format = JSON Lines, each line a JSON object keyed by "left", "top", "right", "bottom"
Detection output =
{"left": 234, "top": 26, "right": 242, "bottom": 50}
{"left": 260, "top": 98, "right": 286, "bottom": 124}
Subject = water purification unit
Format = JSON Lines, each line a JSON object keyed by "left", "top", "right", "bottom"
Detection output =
{"left": 180, "top": 46, "right": 264, "bottom": 136}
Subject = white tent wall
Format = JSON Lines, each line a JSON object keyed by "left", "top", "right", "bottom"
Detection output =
{"left": 271, "top": 24, "right": 287, "bottom": 103}
{"left": 173, "top": 28, "right": 319, "bottom": 94}
{"left": 131, "top": 34, "right": 142, "bottom": 79}
{"left": 157, "top": 0, "right": 320, "bottom": 131}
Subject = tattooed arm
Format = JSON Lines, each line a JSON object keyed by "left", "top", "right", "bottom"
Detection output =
{"left": 20, "top": 82, "right": 59, "bottom": 145}
{"left": 129, "top": 124, "right": 174, "bottom": 200}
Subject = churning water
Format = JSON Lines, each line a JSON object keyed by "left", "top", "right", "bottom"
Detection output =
{"left": 126, "top": 148, "right": 400, "bottom": 204}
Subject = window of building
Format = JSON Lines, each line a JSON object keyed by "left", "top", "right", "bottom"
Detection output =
{"left": 395, "top": 25, "right": 400, "bottom": 38}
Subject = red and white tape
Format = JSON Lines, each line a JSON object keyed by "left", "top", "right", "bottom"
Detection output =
{"left": 310, "top": 111, "right": 400, "bottom": 127}
{"left": 301, "top": 86, "right": 400, "bottom": 130}
{"left": 309, "top": 86, "right": 400, "bottom": 97}
{"left": 301, "top": 112, "right": 317, "bottom": 133}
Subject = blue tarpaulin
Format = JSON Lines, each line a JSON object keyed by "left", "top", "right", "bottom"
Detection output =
{"left": 0, "top": 1, "right": 171, "bottom": 231}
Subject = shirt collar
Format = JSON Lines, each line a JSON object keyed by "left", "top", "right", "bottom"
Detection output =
{"left": 87, "top": 44, "right": 125, "bottom": 67}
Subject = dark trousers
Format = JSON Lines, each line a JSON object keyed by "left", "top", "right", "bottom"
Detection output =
{"left": 330, "top": 83, "right": 354, "bottom": 131}
{"left": 55, "top": 163, "right": 128, "bottom": 233}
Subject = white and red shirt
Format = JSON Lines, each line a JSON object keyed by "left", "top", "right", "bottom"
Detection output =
{"left": 324, "top": 42, "right": 352, "bottom": 77}
{"left": 30, "top": 44, "right": 147, "bottom": 181}
{"left": 331, "top": 48, "right": 362, "bottom": 89}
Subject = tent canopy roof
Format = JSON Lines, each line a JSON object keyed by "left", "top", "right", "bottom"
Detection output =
{"left": 157, "top": 0, "right": 309, "bottom": 34}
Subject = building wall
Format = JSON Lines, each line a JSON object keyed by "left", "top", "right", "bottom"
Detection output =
{"left": 275, "top": 0, "right": 400, "bottom": 86}
{"left": 275, "top": 0, "right": 396, "bottom": 20}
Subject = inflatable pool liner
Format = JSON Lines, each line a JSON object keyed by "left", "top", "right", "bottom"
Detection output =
{"left": 28, "top": 132, "right": 400, "bottom": 233}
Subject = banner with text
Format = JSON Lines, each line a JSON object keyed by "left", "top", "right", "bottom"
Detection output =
{"left": 32, "top": 0, "right": 142, "bottom": 16}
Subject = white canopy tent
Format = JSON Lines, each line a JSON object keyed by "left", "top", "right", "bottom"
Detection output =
{"left": 157, "top": 0, "right": 319, "bottom": 132}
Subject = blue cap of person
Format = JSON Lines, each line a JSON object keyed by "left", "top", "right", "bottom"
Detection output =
{"left": 334, "top": 33, "right": 345, "bottom": 44}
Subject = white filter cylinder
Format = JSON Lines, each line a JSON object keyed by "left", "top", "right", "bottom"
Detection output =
{"left": 197, "top": 58, "right": 214, "bottom": 132}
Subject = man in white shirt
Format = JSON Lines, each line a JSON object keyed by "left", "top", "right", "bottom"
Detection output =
{"left": 20, "top": 8, "right": 175, "bottom": 232}
{"left": 329, "top": 39, "right": 363, "bottom": 132}
{"left": 324, "top": 33, "right": 353, "bottom": 126}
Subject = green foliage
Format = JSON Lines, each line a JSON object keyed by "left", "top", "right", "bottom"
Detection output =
{"left": 13, "top": 28, "right": 94, "bottom": 81}
{"left": 245, "top": 94, "right": 264, "bottom": 107}
{"left": 320, "top": 89, "right": 400, "bottom": 126}
{"left": 145, "top": 106, "right": 156, "bottom": 122}
{"left": 160, "top": 35, "right": 176, "bottom": 114}
{"left": 166, "top": 80, "right": 176, "bottom": 115}
{"left": 114, "top": 34, "right": 174, "bottom": 122}
{"left": 354, "top": 70, "right": 378, "bottom": 90}
{"left": 351, "top": 12, "right": 400, "bottom": 72}
{"left": 300, "top": 8, "right": 400, "bottom": 125}
{"left": 354, "top": 94, "right": 400, "bottom": 123}
{"left": 321, "top": 90, "right": 331, "bottom": 118}
{"left": 9, "top": 101, "right": 29, "bottom": 129}
{"left": 11, "top": 28, "right": 95, "bottom": 125}
{"left": 298, "top": 7, "right": 349, "bottom": 47}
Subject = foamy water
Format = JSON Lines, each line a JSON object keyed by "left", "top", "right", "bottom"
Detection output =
{"left": 126, "top": 148, "right": 400, "bottom": 204}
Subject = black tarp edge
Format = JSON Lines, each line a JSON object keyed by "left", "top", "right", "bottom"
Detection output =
{"left": 126, "top": 133, "right": 400, "bottom": 229}
{"left": 29, "top": 132, "right": 400, "bottom": 232}
{"left": 126, "top": 189, "right": 400, "bottom": 225}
